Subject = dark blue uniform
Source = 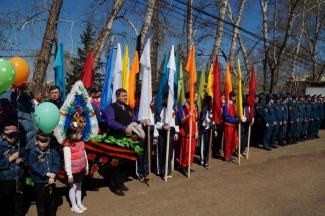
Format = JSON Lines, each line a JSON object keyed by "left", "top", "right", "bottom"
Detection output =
{"left": 278, "top": 99, "right": 288, "bottom": 145}
{"left": 261, "top": 100, "right": 276, "bottom": 150}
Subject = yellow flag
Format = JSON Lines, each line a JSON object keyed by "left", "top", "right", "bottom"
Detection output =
{"left": 236, "top": 59, "right": 243, "bottom": 122}
{"left": 122, "top": 45, "right": 129, "bottom": 93}
{"left": 206, "top": 63, "right": 214, "bottom": 97}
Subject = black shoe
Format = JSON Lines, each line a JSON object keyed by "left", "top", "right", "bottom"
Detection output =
{"left": 271, "top": 145, "right": 279, "bottom": 149}
{"left": 120, "top": 184, "right": 129, "bottom": 192}
{"left": 264, "top": 147, "right": 272, "bottom": 151}
{"left": 112, "top": 189, "right": 125, "bottom": 196}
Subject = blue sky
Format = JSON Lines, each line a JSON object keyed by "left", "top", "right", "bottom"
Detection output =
{"left": 0, "top": 0, "right": 263, "bottom": 79}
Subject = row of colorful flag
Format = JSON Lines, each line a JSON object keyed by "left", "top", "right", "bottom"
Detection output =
{"left": 53, "top": 41, "right": 256, "bottom": 124}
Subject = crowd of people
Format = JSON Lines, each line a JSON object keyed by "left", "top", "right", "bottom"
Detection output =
{"left": 0, "top": 83, "right": 324, "bottom": 215}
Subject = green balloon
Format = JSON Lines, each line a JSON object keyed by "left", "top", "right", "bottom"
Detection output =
{"left": 34, "top": 102, "right": 60, "bottom": 134}
{"left": 0, "top": 59, "right": 16, "bottom": 93}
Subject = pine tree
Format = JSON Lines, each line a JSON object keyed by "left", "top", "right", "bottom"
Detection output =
{"left": 68, "top": 18, "right": 96, "bottom": 90}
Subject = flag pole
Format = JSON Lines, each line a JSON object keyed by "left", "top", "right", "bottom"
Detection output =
{"left": 238, "top": 123, "right": 241, "bottom": 165}
{"left": 171, "top": 149, "right": 175, "bottom": 171}
{"left": 164, "top": 130, "right": 171, "bottom": 182}
{"left": 246, "top": 125, "right": 252, "bottom": 159}
{"left": 207, "top": 127, "right": 213, "bottom": 169}
{"left": 147, "top": 126, "right": 151, "bottom": 186}
{"left": 188, "top": 119, "right": 192, "bottom": 178}
{"left": 221, "top": 130, "right": 225, "bottom": 158}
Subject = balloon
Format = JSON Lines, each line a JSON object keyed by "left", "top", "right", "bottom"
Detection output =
{"left": 9, "top": 57, "right": 30, "bottom": 87}
{"left": 34, "top": 102, "right": 60, "bottom": 134}
{"left": 0, "top": 59, "right": 16, "bottom": 93}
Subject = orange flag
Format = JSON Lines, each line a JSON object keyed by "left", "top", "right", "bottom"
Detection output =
{"left": 186, "top": 46, "right": 196, "bottom": 113}
{"left": 225, "top": 62, "right": 233, "bottom": 101}
{"left": 128, "top": 51, "right": 139, "bottom": 108}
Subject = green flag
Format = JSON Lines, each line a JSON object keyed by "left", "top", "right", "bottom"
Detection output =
{"left": 177, "top": 61, "right": 185, "bottom": 106}
{"left": 197, "top": 65, "right": 206, "bottom": 111}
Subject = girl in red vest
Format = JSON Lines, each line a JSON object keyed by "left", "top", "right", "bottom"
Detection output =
{"left": 63, "top": 122, "right": 89, "bottom": 214}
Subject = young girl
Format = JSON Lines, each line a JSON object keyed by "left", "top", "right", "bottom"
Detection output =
{"left": 63, "top": 122, "right": 89, "bottom": 214}
{"left": 28, "top": 131, "right": 60, "bottom": 216}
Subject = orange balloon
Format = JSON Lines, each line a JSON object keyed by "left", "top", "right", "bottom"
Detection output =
{"left": 9, "top": 57, "right": 30, "bottom": 87}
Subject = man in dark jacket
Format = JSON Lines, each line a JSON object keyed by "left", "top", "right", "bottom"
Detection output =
{"left": 102, "top": 88, "right": 137, "bottom": 196}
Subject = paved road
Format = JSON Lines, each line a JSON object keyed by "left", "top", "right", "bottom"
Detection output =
{"left": 27, "top": 130, "right": 325, "bottom": 216}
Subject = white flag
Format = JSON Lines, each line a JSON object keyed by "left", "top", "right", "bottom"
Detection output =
{"left": 166, "top": 45, "right": 176, "bottom": 125}
{"left": 138, "top": 39, "right": 152, "bottom": 123}
{"left": 112, "top": 43, "right": 123, "bottom": 103}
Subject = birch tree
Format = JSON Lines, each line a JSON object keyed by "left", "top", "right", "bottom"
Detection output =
{"left": 31, "top": 0, "right": 63, "bottom": 90}
{"left": 260, "top": 0, "right": 300, "bottom": 93}
{"left": 136, "top": 0, "right": 156, "bottom": 56}
{"left": 211, "top": 0, "right": 228, "bottom": 60}
{"left": 93, "top": 0, "right": 124, "bottom": 69}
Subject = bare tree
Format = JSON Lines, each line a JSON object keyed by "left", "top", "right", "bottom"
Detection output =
{"left": 30, "top": 0, "right": 63, "bottom": 90}
{"left": 227, "top": 0, "right": 247, "bottom": 65}
{"left": 187, "top": 0, "right": 193, "bottom": 52}
{"left": 93, "top": 0, "right": 124, "bottom": 69}
{"left": 302, "top": 0, "right": 325, "bottom": 80}
{"left": 211, "top": 0, "right": 228, "bottom": 60}
{"left": 136, "top": 0, "right": 156, "bottom": 56}
{"left": 151, "top": 0, "right": 161, "bottom": 88}
{"left": 260, "top": 0, "right": 300, "bottom": 93}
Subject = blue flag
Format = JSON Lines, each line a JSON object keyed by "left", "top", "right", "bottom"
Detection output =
{"left": 155, "top": 55, "right": 169, "bottom": 111}
{"left": 100, "top": 48, "right": 115, "bottom": 112}
{"left": 174, "top": 52, "right": 179, "bottom": 105}
{"left": 54, "top": 43, "right": 66, "bottom": 100}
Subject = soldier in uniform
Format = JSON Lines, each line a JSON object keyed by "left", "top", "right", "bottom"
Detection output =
{"left": 252, "top": 94, "right": 265, "bottom": 147}
{"left": 278, "top": 94, "right": 288, "bottom": 146}
{"left": 316, "top": 95, "right": 324, "bottom": 138}
{"left": 287, "top": 95, "right": 297, "bottom": 144}
{"left": 308, "top": 95, "right": 319, "bottom": 139}
{"left": 295, "top": 95, "right": 304, "bottom": 142}
{"left": 271, "top": 94, "right": 281, "bottom": 148}
{"left": 261, "top": 94, "right": 277, "bottom": 151}
{"left": 301, "top": 95, "right": 311, "bottom": 141}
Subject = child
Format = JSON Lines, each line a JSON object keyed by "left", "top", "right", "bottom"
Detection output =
{"left": 199, "top": 95, "right": 213, "bottom": 168}
{"left": 28, "top": 131, "right": 60, "bottom": 216}
{"left": 0, "top": 123, "right": 25, "bottom": 216}
{"left": 63, "top": 122, "right": 89, "bottom": 213}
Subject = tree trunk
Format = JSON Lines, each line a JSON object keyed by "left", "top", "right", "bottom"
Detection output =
{"left": 260, "top": 0, "right": 269, "bottom": 92}
{"left": 93, "top": 0, "right": 124, "bottom": 69}
{"left": 31, "top": 0, "right": 63, "bottom": 90}
{"left": 228, "top": 0, "right": 247, "bottom": 65}
{"left": 136, "top": 0, "right": 156, "bottom": 56}
{"left": 186, "top": 0, "right": 193, "bottom": 53}
{"left": 151, "top": 0, "right": 160, "bottom": 89}
{"left": 269, "top": 0, "right": 299, "bottom": 93}
{"left": 211, "top": 0, "right": 228, "bottom": 60}
{"left": 290, "top": 0, "right": 306, "bottom": 87}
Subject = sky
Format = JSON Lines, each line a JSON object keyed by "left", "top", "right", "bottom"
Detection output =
{"left": 0, "top": 0, "right": 263, "bottom": 81}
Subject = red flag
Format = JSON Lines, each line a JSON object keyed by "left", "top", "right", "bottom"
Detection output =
{"left": 247, "top": 64, "right": 256, "bottom": 123}
{"left": 212, "top": 57, "right": 222, "bottom": 125}
{"left": 81, "top": 51, "right": 94, "bottom": 88}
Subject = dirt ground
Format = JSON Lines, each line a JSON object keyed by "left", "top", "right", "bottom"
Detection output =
{"left": 27, "top": 130, "right": 325, "bottom": 216}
